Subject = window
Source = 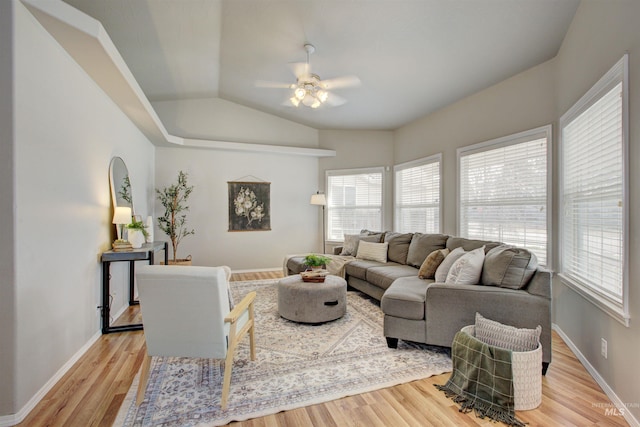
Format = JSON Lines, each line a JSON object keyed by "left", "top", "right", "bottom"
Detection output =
{"left": 394, "top": 154, "right": 441, "bottom": 233}
{"left": 326, "top": 168, "right": 383, "bottom": 241}
{"left": 458, "top": 126, "right": 550, "bottom": 265}
{"left": 559, "top": 55, "right": 628, "bottom": 326}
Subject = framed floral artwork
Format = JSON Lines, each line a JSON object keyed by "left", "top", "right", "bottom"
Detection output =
{"left": 228, "top": 181, "right": 271, "bottom": 231}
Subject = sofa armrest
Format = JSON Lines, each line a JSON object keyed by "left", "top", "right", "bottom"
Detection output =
{"left": 526, "top": 269, "right": 552, "bottom": 299}
{"left": 425, "top": 283, "right": 552, "bottom": 365}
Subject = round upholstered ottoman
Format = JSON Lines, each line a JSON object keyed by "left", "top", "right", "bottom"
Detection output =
{"left": 277, "top": 274, "right": 347, "bottom": 323}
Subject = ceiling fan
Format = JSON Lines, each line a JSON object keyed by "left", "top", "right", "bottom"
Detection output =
{"left": 256, "top": 43, "right": 361, "bottom": 109}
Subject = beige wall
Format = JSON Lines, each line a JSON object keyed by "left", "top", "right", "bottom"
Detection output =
{"left": 553, "top": 0, "right": 640, "bottom": 421}
{"left": 394, "top": 60, "right": 556, "bottom": 236}
{"left": 318, "top": 130, "right": 395, "bottom": 251}
{"left": 0, "top": 0, "right": 15, "bottom": 416}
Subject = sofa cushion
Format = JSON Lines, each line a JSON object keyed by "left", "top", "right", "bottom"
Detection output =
{"left": 446, "top": 237, "right": 500, "bottom": 253}
{"left": 446, "top": 246, "right": 485, "bottom": 285}
{"left": 345, "top": 259, "right": 388, "bottom": 280}
{"left": 434, "top": 247, "right": 466, "bottom": 282}
{"left": 381, "top": 276, "right": 430, "bottom": 320}
{"left": 482, "top": 245, "right": 538, "bottom": 289}
{"left": 340, "top": 233, "right": 383, "bottom": 256}
{"left": 384, "top": 232, "right": 413, "bottom": 264}
{"left": 418, "top": 248, "right": 450, "bottom": 279}
{"left": 475, "top": 312, "right": 541, "bottom": 352}
{"left": 406, "top": 233, "right": 449, "bottom": 268}
{"left": 356, "top": 241, "right": 388, "bottom": 263}
{"left": 366, "top": 264, "right": 418, "bottom": 291}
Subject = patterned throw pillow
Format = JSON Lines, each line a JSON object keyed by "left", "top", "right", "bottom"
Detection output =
{"left": 418, "top": 248, "right": 450, "bottom": 279}
{"left": 434, "top": 247, "right": 466, "bottom": 282}
{"left": 445, "top": 246, "right": 485, "bottom": 285}
{"left": 356, "top": 241, "right": 389, "bottom": 263}
{"left": 475, "top": 312, "right": 541, "bottom": 352}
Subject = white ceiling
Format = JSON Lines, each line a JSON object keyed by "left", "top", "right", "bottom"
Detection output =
{"left": 63, "top": 0, "right": 579, "bottom": 131}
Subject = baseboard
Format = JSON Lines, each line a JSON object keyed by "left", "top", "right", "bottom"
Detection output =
{"left": 552, "top": 323, "right": 640, "bottom": 427}
{"left": 0, "top": 330, "right": 102, "bottom": 427}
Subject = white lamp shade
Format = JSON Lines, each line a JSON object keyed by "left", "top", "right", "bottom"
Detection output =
{"left": 112, "top": 206, "right": 132, "bottom": 224}
{"left": 310, "top": 193, "right": 326, "bottom": 206}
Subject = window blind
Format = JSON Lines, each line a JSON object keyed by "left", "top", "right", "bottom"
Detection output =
{"left": 561, "top": 81, "right": 624, "bottom": 302}
{"left": 327, "top": 170, "right": 383, "bottom": 240}
{"left": 395, "top": 157, "right": 440, "bottom": 233}
{"left": 459, "top": 134, "right": 548, "bottom": 265}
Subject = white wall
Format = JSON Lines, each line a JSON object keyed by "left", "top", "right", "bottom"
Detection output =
{"left": 394, "top": 60, "right": 556, "bottom": 236}
{"left": 155, "top": 147, "right": 320, "bottom": 269}
{"left": 5, "top": 0, "right": 155, "bottom": 418}
{"left": 553, "top": 0, "right": 640, "bottom": 422}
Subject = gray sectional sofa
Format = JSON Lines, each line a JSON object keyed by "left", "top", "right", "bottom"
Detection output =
{"left": 286, "top": 231, "right": 552, "bottom": 374}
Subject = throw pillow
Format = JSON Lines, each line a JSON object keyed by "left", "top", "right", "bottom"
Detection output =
{"left": 482, "top": 245, "right": 539, "bottom": 289}
{"left": 445, "top": 246, "right": 485, "bottom": 285}
{"left": 340, "top": 234, "right": 362, "bottom": 256}
{"left": 356, "top": 241, "right": 389, "bottom": 263}
{"left": 475, "top": 312, "right": 541, "bottom": 352}
{"left": 418, "top": 248, "right": 450, "bottom": 279}
{"left": 406, "top": 233, "right": 449, "bottom": 268}
{"left": 384, "top": 232, "right": 413, "bottom": 264}
{"left": 434, "top": 247, "right": 466, "bottom": 282}
{"left": 340, "top": 234, "right": 381, "bottom": 256}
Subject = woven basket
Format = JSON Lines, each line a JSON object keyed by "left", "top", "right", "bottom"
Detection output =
{"left": 461, "top": 325, "right": 542, "bottom": 411}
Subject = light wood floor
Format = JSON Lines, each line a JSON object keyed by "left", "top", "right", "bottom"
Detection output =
{"left": 17, "top": 271, "right": 629, "bottom": 427}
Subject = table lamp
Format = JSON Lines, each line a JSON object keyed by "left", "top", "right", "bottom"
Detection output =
{"left": 112, "top": 206, "right": 132, "bottom": 240}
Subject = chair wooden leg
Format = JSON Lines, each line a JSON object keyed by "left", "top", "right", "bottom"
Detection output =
{"left": 249, "top": 323, "right": 256, "bottom": 361}
{"left": 221, "top": 350, "right": 234, "bottom": 409}
{"left": 136, "top": 354, "right": 152, "bottom": 406}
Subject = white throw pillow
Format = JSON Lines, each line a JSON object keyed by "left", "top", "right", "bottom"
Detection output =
{"left": 446, "top": 246, "right": 485, "bottom": 285}
{"left": 356, "top": 241, "right": 388, "bottom": 263}
{"left": 434, "top": 247, "right": 465, "bottom": 282}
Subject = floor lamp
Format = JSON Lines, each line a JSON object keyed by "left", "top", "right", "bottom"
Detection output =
{"left": 310, "top": 192, "right": 327, "bottom": 254}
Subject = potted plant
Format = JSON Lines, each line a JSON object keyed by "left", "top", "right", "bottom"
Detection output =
{"left": 156, "top": 171, "right": 195, "bottom": 264}
{"left": 304, "top": 254, "right": 331, "bottom": 270}
{"left": 125, "top": 218, "right": 149, "bottom": 249}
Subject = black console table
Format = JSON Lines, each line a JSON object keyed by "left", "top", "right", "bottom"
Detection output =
{"left": 100, "top": 241, "right": 168, "bottom": 334}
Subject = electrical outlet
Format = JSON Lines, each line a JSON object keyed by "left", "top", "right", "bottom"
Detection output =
{"left": 601, "top": 338, "right": 608, "bottom": 359}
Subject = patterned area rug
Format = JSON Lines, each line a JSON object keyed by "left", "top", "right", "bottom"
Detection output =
{"left": 115, "top": 279, "right": 452, "bottom": 426}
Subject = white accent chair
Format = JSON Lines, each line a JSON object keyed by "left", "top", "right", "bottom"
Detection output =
{"left": 135, "top": 265, "right": 256, "bottom": 409}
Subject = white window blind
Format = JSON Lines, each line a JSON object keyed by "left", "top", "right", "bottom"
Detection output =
{"left": 327, "top": 169, "right": 383, "bottom": 240}
{"left": 394, "top": 155, "right": 441, "bottom": 233}
{"left": 560, "top": 55, "right": 627, "bottom": 322}
{"left": 459, "top": 128, "right": 549, "bottom": 265}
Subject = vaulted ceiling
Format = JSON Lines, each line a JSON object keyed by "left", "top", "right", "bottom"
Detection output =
{"left": 63, "top": 0, "right": 579, "bottom": 130}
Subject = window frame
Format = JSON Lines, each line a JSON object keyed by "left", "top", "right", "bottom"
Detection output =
{"left": 325, "top": 167, "right": 385, "bottom": 242}
{"left": 393, "top": 154, "right": 443, "bottom": 234}
{"left": 456, "top": 125, "right": 552, "bottom": 267}
{"left": 558, "top": 54, "right": 629, "bottom": 327}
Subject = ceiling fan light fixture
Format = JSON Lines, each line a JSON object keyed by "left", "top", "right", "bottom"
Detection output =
{"left": 290, "top": 96, "right": 301, "bottom": 107}
{"left": 294, "top": 87, "right": 306, "bottom": 100}
{"left": 317, "top": 90, "right": 329, "bottom": 103}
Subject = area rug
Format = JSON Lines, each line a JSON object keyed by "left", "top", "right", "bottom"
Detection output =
{"left": 114, "top": 279, "right": 452, "bottom": 426}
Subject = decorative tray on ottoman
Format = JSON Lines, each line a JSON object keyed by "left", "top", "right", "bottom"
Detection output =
{"left": 300, "top": 269, "right": 329, "bottom": 283}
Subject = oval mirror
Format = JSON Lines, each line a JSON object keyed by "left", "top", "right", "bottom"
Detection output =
{"left": 109, "top": 157, "right": 134, "bottom": 214}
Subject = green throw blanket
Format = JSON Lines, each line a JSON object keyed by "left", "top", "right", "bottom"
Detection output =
{"left": 436, "top": 330, "right": 526, "bottom": 426}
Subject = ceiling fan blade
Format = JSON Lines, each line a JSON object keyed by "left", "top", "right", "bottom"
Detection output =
{"left": 319, "top": 75, "right": 361, "bottom": 90}
{"left": 324, "top": 92, "right": 347, "bottom": 107}
{"left": 255, "top": 80, "right": 294, "bottom": 89}
{"left": 289, "top": 62, "right": 311, "bottom": 78}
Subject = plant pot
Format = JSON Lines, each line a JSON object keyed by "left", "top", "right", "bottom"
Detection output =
{"left": 163, "top": 255, "right": 193, "bottom": 266}
{"left": 127, "top": 229, "right": 145, "bottom": 249}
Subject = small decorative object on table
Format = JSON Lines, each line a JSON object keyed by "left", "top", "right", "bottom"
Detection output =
{"left": 112, "top": 239, "right": 133, "bottom": 252}
{"left": 301, "top": 254, "right": 331, "bottom": 282}
{"left": 125, "top": 218, "right": 149, "bottom": 249}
